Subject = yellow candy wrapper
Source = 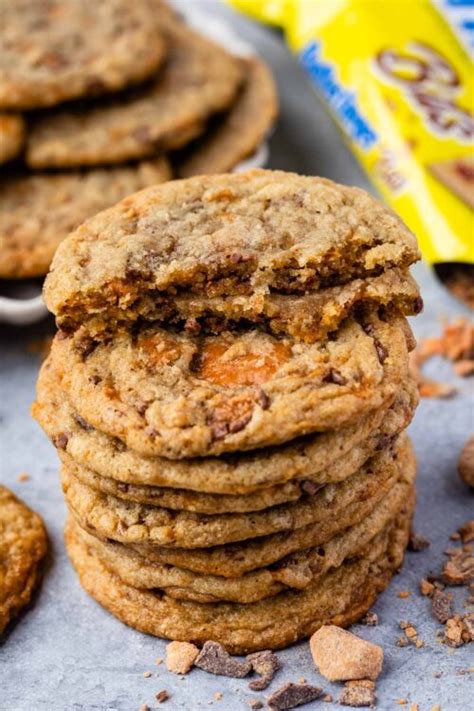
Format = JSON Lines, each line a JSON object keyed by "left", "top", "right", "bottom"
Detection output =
{"left": 231, "top": 0, "right": 474, "bottom": 265}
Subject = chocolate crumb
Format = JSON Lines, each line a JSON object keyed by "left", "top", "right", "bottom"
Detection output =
{"left": 267, "top": 682, "right": 322, "bottom": 710}
{"left": 248, "top": 701, "right": 263, "bottom": 710}
{"left": 300, "top": 480, "right": 324, "bottom": 496}
{"left": 323, "top": 695, "right": 333, "bottom": 703}
{"left": 408, "top": 532, "right": 431, "bottom": 552}
{"left": 247, "top": 650, "right": 280, "bottom": 691}
{"left": 53, "top": 432, "right": 68, "bottom": 450}
{"left": 442, "top": 547, "right": 474, "bottom": 585}
{"left": 74, "top": 413, "right": 93, "bottom": 431}
{"left": 195, "top": 641, "right": 251, "bottom": 678}
{"left": 373, "top": 338, "right": 388, "bottom": 364}
{"left": 360, "top": 612, "right": 378, "bottom": 626}
{"left": 324, "top": 368, "right": 348, "bottom": 386}
{"left": 431, "top": 590, "right": 454, "bottom": 624}
{"left": 155, "top": 690, "right": 169, "bottom": 703}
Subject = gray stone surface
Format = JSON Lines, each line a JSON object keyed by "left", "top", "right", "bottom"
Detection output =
{"left": 0, "top": 2, "right": 472, "bottom": 709}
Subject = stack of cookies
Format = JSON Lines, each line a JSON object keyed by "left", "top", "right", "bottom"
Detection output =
{"left": 33, "top": 170, "right": 422, "bottom": 654}
{"left": 0, "top": 0, "right": 277, "bottom": 280}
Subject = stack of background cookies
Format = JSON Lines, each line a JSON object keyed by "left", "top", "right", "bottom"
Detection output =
{"left": 33, "top": 170, "right": 423, "bottom": 654}
{"left": 0, "top": 0, "right": 277, "bottom": 281}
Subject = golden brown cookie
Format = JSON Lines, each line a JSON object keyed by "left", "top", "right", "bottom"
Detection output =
{"left": 176, "top": 56, "right": 278, "bottom": 177}
{"left": 49, "top": 310, "right": 411, "bottom": 458}
{"left": 0, "top": 486, "right": 48, "bottom": 634}
{"left": 26, "top": 13, "right": 243, "bottom": 167}
{"left": 0, "top": 0, "right": 166, "bottom": 110}
{"left": 43, "top": 170, "right": 421, "bottom": 340}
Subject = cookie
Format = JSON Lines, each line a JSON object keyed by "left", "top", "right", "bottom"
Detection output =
{"left": 50, "top": 310, "right": 411, "bottom": 458}
{"left": 26, "top": 13, "right": 243, "bottom": 167}
{"left": 0, "top": 486, "right": 48, "bottom": 633}
{"left": 176, "top": 56, "right": 278, "bottom": 177}
{"left": 65, "top": 494, "right": 413, "bottom": 653}
{"left": 34, "top": 354, "right": 416, "bottom": 495}
{"left": 0, "top": 0, "right": 165, "bottom": 110}
{"left": 61, "top": 438, "right": 405, "bottom": 549}
{"left": 0, "top": 158, "right": 171, "bottom": 279}
{"left": 68, "top": 469, "right": 413, "bottom": 604}
{"left": 0, "top": 113, "right": 25, "bottom": 163}
{"left": 43, "top": 170, "right": 421, "bottom": 338}
{"left": 73, "top": 440, "right": 414, "bottom": 578}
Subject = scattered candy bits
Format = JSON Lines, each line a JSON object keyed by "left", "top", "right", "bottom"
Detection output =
{"left": 310, "top": 625, "right": 383, "bottom": 682}
{"left": 166, "top": 641, "right": 199, "bottom": 675}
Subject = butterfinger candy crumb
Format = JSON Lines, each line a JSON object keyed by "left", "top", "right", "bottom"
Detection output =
{"left": 166, "top": 641, "right": 199, "bottom": 675}
{"left": 310, "top": 625, "right": 383, "bottom": 681}
{"left": 339, "top": 680, "right": 376, "bottom": 708}
{"left": 442, "top": 548, "right": 474, "bottom": 585}
{"left": 431, "top": 706, "right": 441, "bottom": 711}
{"left": 155, "top": 657, "right": 163, "bottom": 666}
{"left": 323, "top": 695, "right": 333, "bottom": 703}
{"left": 397, "top": 590, "right": 411, "bottom": 598}
{"left": 143, "top": 671, "right": 152, "bottom": 678}
{"left": 247, "top": 650, "right": 280, "bottom": 691}
{"left": 249, "top": 701, "right": 263, "bottom": 710}
{"left": 410, "top": 705, "right": 419, "bottom": 711}
{"left": 397, "top": 700, "right": 407, "bottom": 705}
{"left": 17, "top": 472, "right": 30, "bottom": 482}
{"left": 420, "top": 579, "right": 435, "bottom": 596}
{"left": 431, "top": 590, "right": 454, "bottom": 624}
{"left": 408, "top": 533, "right": 430, "bottom": 552}
{"left": 268, "top": 682, "right": 322, "bottom": 710}
{"left": 459, "top": 437, "right": 474, "bottom": 488}
{"left": 214, "top": 692, "right": 223, "bottom": 701}
{"left": 361, "top": 612, "right": 379, "bottom": 626}
{"left": 195, "top": 641, "right": 251, "bottom": 678}
{"left": 139, "top": 705, "right": 149, "bottom": 711}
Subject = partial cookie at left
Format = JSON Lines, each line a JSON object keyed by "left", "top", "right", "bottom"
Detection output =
{"left": 0, "top": 113, "right": 25, "bottom": 163}
{"left": 0, "top": 486, "right": 48, "bottom": 634}
{"left": 0, "top": 0, "right": 166, "bottom": 110}
{"left": 0, "top": 157, "right": 171, "bottom": 279}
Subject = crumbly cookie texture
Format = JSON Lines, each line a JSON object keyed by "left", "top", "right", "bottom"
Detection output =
{"left": 0, "top": 158, "right": 171, "bottom": 279}
{"left": 49, "top": 310, "right": 411, "bottom": 459}
{"left": 0, "top": 113, "right": 25, "bottom": 164}
{"left": 176, "top": 56, "right": 278, "bottom": 177}
{"left": 0, "top": 0, "right": 165, "bottom": 110}
{"left": 76, "top": 442, "right": 415, "bottom": 580}
{"left": 33, "top": 355, "right": 417, "bottom": 495}
{"left": 0, "top": 486, "right": 48, "bottom": 633}
{"left": 66, "top": 462, "right": 414, "bottom": 605}
{"left": 26, "top": 13, "right": 243, "bottom": 168}
{"left": 65, "top": 498, "right": 413, "bottom": 653}
{"left": 43, "top": 170, "right": 420, "bottom": 337}
{"left": 60, "top": 437, "right": 408, "bottom": 549}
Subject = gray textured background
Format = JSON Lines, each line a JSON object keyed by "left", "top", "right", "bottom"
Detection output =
{"left": 1, "top": 2, "right": 472, "bottom": 709}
